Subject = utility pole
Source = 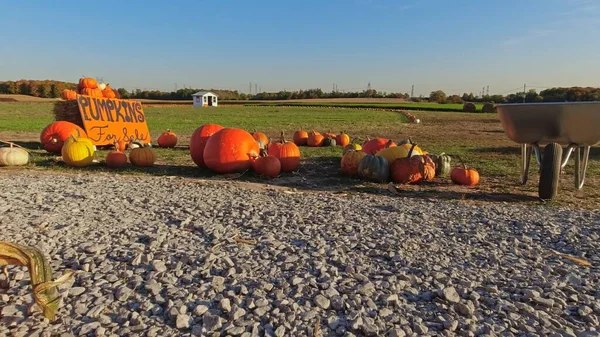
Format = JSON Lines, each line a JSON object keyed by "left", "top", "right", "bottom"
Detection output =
{"left": 249, "top": 82, "right": 252, "bottom": 94}
{"left": 255, "top": 83, "right": 258, "bottom": 94}
{"left": 368, "top": 82, "right": 371, "bottom": 91}
{"left": 411, "top": 85, "right": 414, "bottom": 98}
{"left": 486, "top": 85, "right": 489, "bottom": 96}
{"left": 523, "top": 83, "right": 526, "bottom": 103}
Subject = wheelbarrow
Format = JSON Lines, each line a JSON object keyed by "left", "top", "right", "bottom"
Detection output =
{"left": 495, "top": 102, "right": 600, "bottom": 200}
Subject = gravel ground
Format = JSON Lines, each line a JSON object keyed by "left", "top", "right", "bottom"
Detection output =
{"left": 0, "top": 171, "right": 599, "bottom": 337}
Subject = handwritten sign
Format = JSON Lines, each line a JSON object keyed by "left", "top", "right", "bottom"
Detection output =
{"left": 76, "top": 95, "right": 151, "bottom": 146}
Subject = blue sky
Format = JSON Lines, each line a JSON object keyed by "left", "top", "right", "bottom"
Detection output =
{"left": 1, "top": 0, "right": 599, "bottom": 96}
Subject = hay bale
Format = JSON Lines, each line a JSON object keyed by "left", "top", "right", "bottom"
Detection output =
{"left": 482, "top": 103, "right": 495, "bottom": 113}
{"left": 53, "top": 100, "right": 83, "bottom": 128}
{"left": 463, "top": 102, "right": 477, "bottom": 112}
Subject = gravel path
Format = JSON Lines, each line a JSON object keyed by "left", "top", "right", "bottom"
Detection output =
{"left": 0, "top": 171, "right": 599, "bottom": 337}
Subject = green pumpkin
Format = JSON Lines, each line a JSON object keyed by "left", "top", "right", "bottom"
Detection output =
{"left": 428, "top": 152, "right": 452, "bottom": 176}
{"left": 322, "top": 137, "right": 337, "bottom": 147}
{"left": 358, "top": 154, "right": 389, "bottom": 182}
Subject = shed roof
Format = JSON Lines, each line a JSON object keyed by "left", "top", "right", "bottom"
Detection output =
{"left": 192, "top": 91, "right": 218, "bottom": 96}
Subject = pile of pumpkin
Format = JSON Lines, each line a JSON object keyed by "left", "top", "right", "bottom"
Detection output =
{"left": 290, "top": 129, "right": 351, "bottom": 147}
{"left": 401, "top": 111, "right": 420, "bottom": 124}
{"left": 340, "top": 137, "right": 479, "bottom": 186}
{"left": 60, "top": 77, "right": 120, "bottom": 100}
{"left": 190, "top": 124, "right": 300, "bottom": 178}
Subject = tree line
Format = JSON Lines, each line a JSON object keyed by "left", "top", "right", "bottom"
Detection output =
{"left": 1, "top": 80, "right": 599, "bottom": 103}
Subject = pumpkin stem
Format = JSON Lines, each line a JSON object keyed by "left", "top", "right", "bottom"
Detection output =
{"left": 407, "top": 143, "right": 417, "bottom": 157}
{"left": 0, "top": 140, "right": 32, "bottom": 154}
{"left": 385, "top": 139, "right": 393, "bottom": 149}
{"left": 280, "top": 131, "right": 286, "bottom": 143}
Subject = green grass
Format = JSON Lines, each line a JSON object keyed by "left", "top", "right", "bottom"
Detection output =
{"left": 222, "top": 101, "right": 485, "bottom": 112}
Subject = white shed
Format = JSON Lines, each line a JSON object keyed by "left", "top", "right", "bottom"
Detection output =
{"left": 192, "top": 91, "right": 218, "bottom": 107}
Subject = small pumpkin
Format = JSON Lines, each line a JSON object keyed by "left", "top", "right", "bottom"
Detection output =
{"left": 105, "top": 144, "right": 128, "bottom": 169}
{"left": 307, "top": 131, "right": 324, "bottom": 147}
{"left": 129, "top": 141, "right": 156, "bottom": 167}
{"left": 343, "top": 143, "right": 362, "bottom": 155}
{"left": 102, "top": 84, "right": 116, "bottom": 99}
{"left": 358, "top": 155, "right": 390, "bottom": 182}
{"left": 40, "top": 121, "right": 88, "bottom": 153}
{"left": 252, "top": 132, "right": 269, "bottom": 150}
{"left": 293, "top": 129, "right": 309, "bottom": 146}
{"left": 80, "top": 87, "right": 103, "bottom": 97}
{"left": 267, "top": 132, "right": 301, "bottom": 172}
{"left": 61, "top": 89, "right": 78, "bottom": 100}
{"left": 115, "top": 139, "right": 126, "bottom": 151}
{"left": 0, "top": 142, "right": 30, "bottom": 166}
{"left": 428, "top": 153, "right": 452, "bottom": 177}
{"left": 157, "top": 129, "right": 178, "bottom": 148}
{"left": 322, "top": 137, "right": 336, "bottom": 147}
{"left": 336, "top": 132, "right": 350, "bottom": 147}
{"left": 62, "top": 135, "right": 95, "bottom": 167}
{"left": 340, "top": 150, "right": 366, "bottom": 177}
{"left": 189, "top": 124, "right": 224, "bottom": 167}
{"left": 324, "top": 130, "right": 337, "bottom": 139}
{"left": 98, "top": 83, "right": 107, "bottom": 91}
{"left": 451, "top": 160, "right": 480, "bottom": 186}
{"left": 252, "top": 151, "right": 281, "bottom": 178}
{"left": 362, "top": 137, "right": 396, "bottom": 155}
{"left": 203, "top": 128, "right": 259, "bottom": 174}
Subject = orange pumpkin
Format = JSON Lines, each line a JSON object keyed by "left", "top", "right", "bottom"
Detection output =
{"left": 307, "top": 131, "right": 324, "bottom": 147}
{"left": 61, "top": 89, "right": 78, "bottom": 100}
{"left": 451, "top": 162, "right": 480, "bottom": 186}
{"left": 252, "top": 154, "right": 281, "bottom": 178}
{"left": 78, "top": 77, "right": 98, "bottom": 90}
{"left": 115, "top": 139, "right": 126, "bottom": 151}
{"left": 341, "top": 150, "right": 366, "bottom": 177}
{"left": 129, "top": 141, "right": 156, "bottom": 167}
{"left": 40, "top": 121, "right": 87, "bottom": 153}
{"left": 105, "top": 148, "right": 128, "bottom": 168}
{"left": 324, "top": 130, "right": 337, "bottom": 139}
{"left": 336, "top": 132, "right": 350, "bottom": 147}
{"left": 80, "top": 87, "right": 103, "bottom": 97}
{"left": 252, "top": 132, "right": 269, "bottom": 149}
{"left": 203, "top": 128, "right": 259, "bottom": 174}
{"left": 113, "top": 88, "right": 121, "bottom": 99}
{"left": 157, "top": 129, "right": 178, "bottom": 148}
{"left": 189, "top": 124, "right": 224, "bottom": 167}
{"left": 267, "top": 132, "right": 300, "bottom": 172}
{"left": 390, "top": 144, "right": 423, "bottom": 184}
{"left": 102, "top": 84, "right": 116, "bottom": 99}
{"left": 293, "top": 129, "right": 309, "bottom": 146}
{"left": 362, "top": 137, "right": 396, "bottom": 155}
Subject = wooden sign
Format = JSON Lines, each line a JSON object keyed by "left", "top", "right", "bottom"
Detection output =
{"left": 76, "top": 95, "right": 151, "bottom": 146}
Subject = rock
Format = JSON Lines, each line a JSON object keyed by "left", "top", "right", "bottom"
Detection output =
{"left": 151, "top": 260, "right": 167, "bottom": 273}
{"left": 219, "top": 298, "right": 232, "bottom": 312}
{"left": 69, "top": 287, "right": 86, "bottom": 296}
{"left": 442, "top": 287, "right": 461, "bottom": 303}
{"left": 314, "top": 294, "right": 331, "bottom": 309}
{"left": 175, "top": 314, "right": 191, "bottom": 330}
{"left": 203, "top": 314, "right": 222, "bottom": 332}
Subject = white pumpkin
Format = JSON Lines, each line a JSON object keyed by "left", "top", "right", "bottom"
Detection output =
{"left": 98, "top": 83, "right": 107, "bottom": 91}
{"left": 0, "top": 144, "right": 30, "bottom": 166}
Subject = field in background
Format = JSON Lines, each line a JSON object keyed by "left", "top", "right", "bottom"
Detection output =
{"left": 0, "top": 101, "right": 598, "bottom": 209}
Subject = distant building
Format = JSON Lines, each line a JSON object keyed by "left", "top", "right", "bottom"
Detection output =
{"left": 192, "top": 91, "right": 218, "bottom": 107}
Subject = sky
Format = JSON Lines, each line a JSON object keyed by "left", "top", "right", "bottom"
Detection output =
{"left": 1, "top": 0, "right": 599, "bottom": 96}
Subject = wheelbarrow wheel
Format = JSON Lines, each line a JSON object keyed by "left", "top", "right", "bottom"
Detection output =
{"left": 538, "top": 143, "right": 562, "bottom": 200}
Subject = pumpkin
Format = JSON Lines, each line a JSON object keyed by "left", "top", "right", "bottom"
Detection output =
{"left": 324, "top": 130, "right": 337, "bottom": 139}
{"left": 307, "top": 131, "right": 324, "bottom": 147}
{"left": 129, "top": 141, "right": 156, "bottom": 167}
{"left": 61, "top": 135, "right": 95, "bottom": 167}
{"left": 252, "top": 132, "right": 269, "bottom": 150}
{"left": 98, "top": 83, "right": 107, "bottom": 91}
{"left": 322, "top": 137, "right": 336, "bottom": 147}
{"left": 252, "top": 153, "right": 281, "bottom": 178}
{"left": 40, "top": 121, "right": 87, "bottom": 153}
{"left": 113, "top": 89, "right": 121, "bottom": 99}
{"left": 343, "top": 143, "right": 362, "bottom": 155}
{"left": 336, "top": 132, "right": 350, "bottom": 147}
{"left": 102, "top": 85, "right": 116, "bottom": 99}
{"left": 157, "top": 129, "right": 178, "bottom": 148}
{"left": 189, "top": 124, "right": 224, "bottom": 167}
{"left": 267, "top": 132, "right": 300, "bottom": 172}
{"left": 105, "top": 148, "right": 127, "bottom": 169}
{"left": 428, "top": 153, "right": 452, "bottom": 176}
{"left": 78, "top": 77, "right": 98, "bottom": 90}
{"left": 0, "top": 142, "right": 30, "bottom": 166}
{"left": 376, "top": 141, "right": 423, "bottom": 167}
{"left": 390, "top": 144, "right": 434, "bottom": 184}
{"left": 80, "top": 87, "right": 103, "bottom": 97}
{"left": 293, "top": 129, "right": 309, "bottom": 146}
{"left": 61, "top": 89, "right": 78, "bottom": 100}
{"left": 115, "top": 139, "right": 126, "bottom": 151}
{"left": 358, "top": 155, "right": 390, "bottom": 182}
{"left": 451, "top": 162, "right": 480, "bottom": 186}
{"left": 362, "top": 137, "right": 396, "bottom": 154}
{"left": 340, "top": 150, "right": 366, "bottom": 177}
{"left": 203, "top": 128, "right": 259, "bottom": 174}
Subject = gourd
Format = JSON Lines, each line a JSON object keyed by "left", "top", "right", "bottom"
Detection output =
{"left": 129, "top": 141, "right": 156, "bottom": 167}
{"left": 157, "top": 129, "right": 178, "bottom": 148}
{"left": 343, "top": 143, "right": 362, "bottom": 155}
{"left": 267, "top": 132, "right": 300, "bottom": 172}
{"left": 40, "top": 121, "right": 88, "bottom": 153}
{"left": 362, "top": 137, "right": 396, "bottom": 154}
{"left": 98, "top": 83, "right": 107, "bottom": 91}
{"left": 336, "top": 132, "right": 350, "bottom": 147}
{"left": 0, "top": 142, "right": 30, "bottom": 166}
{"left": 376, "top": 140, "right": 422, "bottom": 167}
{"left": 358, "top": 155, "right": 389, "bottom": 182}
{"left": 61, "top": 135, "right": 95, "bottom": 167}
{"left": 324, "top": 130, "right": 337, "bottom": 139}
{"left": 293, "top": 128, "right": 308, "bottom": 146}
{"left": 203, "top": 128, "right": 259, "bottom": 174}
{"left": 428, "top": 153, "right": 452, "bottom": 176}
{"left": 340, "top": 150, "right": 366, "bottom": 177}
{"left": 307, "top": 131, "right": 324, "bottom": 147}
{"left": 252, "top": 132, "right": 269, "bottom": 150}
{"left": 322, "top": 137, "right": 336, "bottom": 147}
{"left": 61, "top": 89, "right": 77, "bottom": 100}
{"left": 189, "top": 124, "right": 224, "bottom": 167}
{"left": 252, "top": 151, "right": 281, "bottom": 178}
{"left": 451, "top": 159, "right": 480, "bottom": 186}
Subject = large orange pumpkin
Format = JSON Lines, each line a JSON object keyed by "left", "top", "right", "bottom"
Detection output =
{"left": 102, "top": 85, "right": 116, "bottom": 99}
{"left": 40, "top": 121, "right": 88, "bottom": 153}
{"left": 189, "top": 124, "right": 224, "bottom": 167}
{"left": 362, "top": 137, "right": 396, "bottom": 155}
{"left": 307, "top": 131, "right": 324, "bottom": 147}
{"left": 293, "top": 129, "right": 308, "bottom": 146}
{"left": 80, "top": 87, "right": 103, "bottom": 97}
{"left": 267, "top": 132, "right": 300, "bottom": 172}
{"left": 203, "top": 128, "right": 259, "bottom": 174}
{"left": 341, "top": 150, "right": 366, "bottom": 177}
{"left": 61, "top": 89, "right": 78, "bottom": 100}
{"left": 78, "top": 77, "right": 98, "bottom": 90}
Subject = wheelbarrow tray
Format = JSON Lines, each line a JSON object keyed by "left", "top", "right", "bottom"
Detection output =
{"left": 496, "top": 101, "right": 600, "bottom": 146}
